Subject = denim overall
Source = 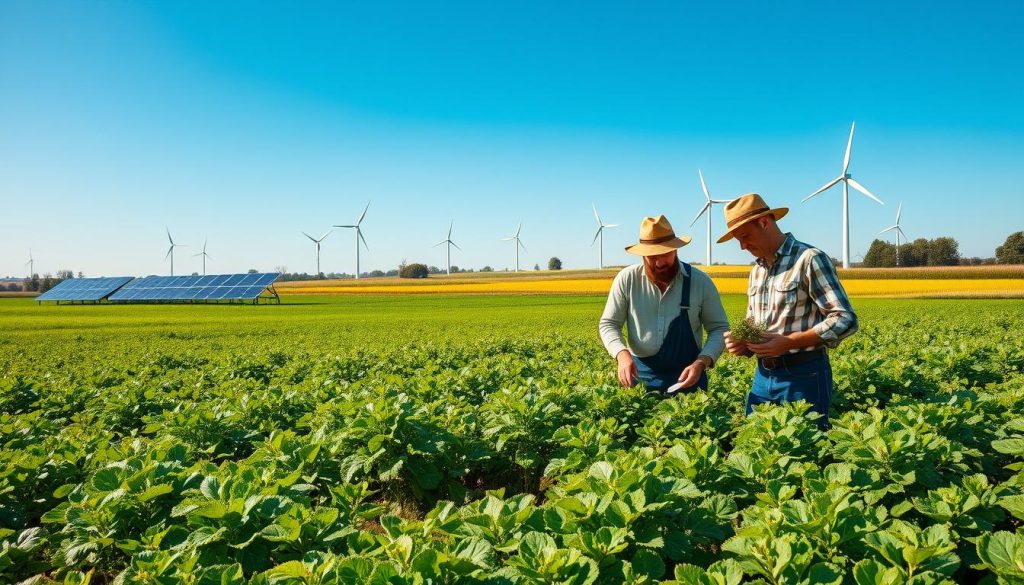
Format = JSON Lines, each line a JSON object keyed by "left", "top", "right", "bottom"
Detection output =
{"left": 632, "top": 262, "right": 708, "bottom": 396}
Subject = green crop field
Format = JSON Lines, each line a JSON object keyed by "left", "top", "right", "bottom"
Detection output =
{"left": 2, "top": 295, "right": 1024, "bottom": 584}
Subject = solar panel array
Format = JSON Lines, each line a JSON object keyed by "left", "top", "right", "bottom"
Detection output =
{"left": 36, "top": 277, "right": 135, "bottom": 302}
{"left": 108, "top": 273, "right": 279, "bottom": 302}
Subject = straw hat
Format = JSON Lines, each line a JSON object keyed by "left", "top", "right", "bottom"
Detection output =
{"left": 625, "top": 215, "right": 692, "bottom": 256}
{"left": 716, "top": 193, "right": 789, "bottom": 243}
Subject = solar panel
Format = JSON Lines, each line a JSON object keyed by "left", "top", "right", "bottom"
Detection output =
{"left": 36, "top": 277, "right": 134, "bottom": 302}
{"left": 108, "top": 273, "right": 280, "bottom": 302}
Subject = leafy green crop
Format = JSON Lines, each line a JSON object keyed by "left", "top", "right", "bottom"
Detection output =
{"left": 0, "top": 295, "right": 1023, "bottom": 583}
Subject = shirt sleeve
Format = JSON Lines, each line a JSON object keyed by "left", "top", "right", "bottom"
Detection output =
{"left": 696, "top": 272, "right": 729, "bottom": 366}
{"left": 804, "top": 251, "right": 858, "bottom": 347}
{"left": 598, "top": 270, "right": 631, "bottom": 358}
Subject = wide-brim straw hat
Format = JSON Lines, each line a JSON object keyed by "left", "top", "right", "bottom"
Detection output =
{"left": 625, "top": 215, "right": 692, "bottom": 256}
{"left": 716, "top": 193, "right": 789, "bottom": 243}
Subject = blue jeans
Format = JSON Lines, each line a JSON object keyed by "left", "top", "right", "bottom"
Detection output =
{"left": 745, "top": 356, "right": 833, "bottom": 428}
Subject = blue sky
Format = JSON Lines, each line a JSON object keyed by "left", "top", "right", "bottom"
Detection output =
{"left": 1, "top": 1, "right": 1022, "bottom": 277}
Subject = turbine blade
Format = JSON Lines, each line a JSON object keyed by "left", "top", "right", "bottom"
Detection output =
{"left": 166, "top": 227, "right": 174, "bottom": 245}
{"left": 501, "top": 236, "right": 514, "bottom": 241}
{"left": 515, "top": 222, "right": 522, "bottom": 237}
{"left": 896, "top": 202, "right": 902, "bottom": 224}
{"left": 604, "top": 224, "right": 619, "bottom": 228}
{"left": 333, "top": 225, "right": 355, "bottom": 228}
{"left": 448, "top": 222, "right": 453, "bottom": 239}
{"left": 433, "top": 240, "right": 446, "bottom": 247}
{"left": 303, "top": 231, "right": 317, "bottom": 242}
{"left": 690, "top": 202, "right": 711, "bottom": 227}
{"left": 878, "top": 225, "right": 898, "bottom": 234}
{"left": 897, "top": 227, "right": 908, "bottom": 240}
{"left": 320, "top": 230, "right": 332, "bottom": 241}
{"left": 698, "top": 168, "right": 710, "bottom": 200}
{"left": 358, "top": 229, "right": 369, "bottom": 250}
{"left": 356, "top": 201, "right": 370, "bottom": 225}
{"left": 843, "top": 121, "right": 855, "bottom": 175}
{"left": 847, "top": 178, "right": 883, "bottom": 204}
{"left": 450, "top": 241, "right": 462, "bottom": 251}
{"left": 592, "top": 226, "right": 603, "bottom": 245}
{"left": 593, "top": 203, "right": 601, "bottom": 224}
{"left": 802, "top": 176, "right": 843, "bottom": 202}
{"left": 518, "top": 239, "right": 526, "bottom": 251}
{"left": 193, "top": 251, "right": 202, "bottom": 257}
{"left": 165, "top": 247, "right": 173, "bottom": 260}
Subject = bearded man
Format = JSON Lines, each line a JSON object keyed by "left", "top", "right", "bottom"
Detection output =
{"left": 599, "top": 215, "right": 729, "bottom": 395}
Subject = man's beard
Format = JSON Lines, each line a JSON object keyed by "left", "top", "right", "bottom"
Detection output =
{"left": 645, "top": 259, "right": 679, "bottom": 287}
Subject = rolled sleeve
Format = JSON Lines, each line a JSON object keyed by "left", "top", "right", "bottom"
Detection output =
{"left": 599, "top": 270, "right": 631, "bottom": 358}
{"left": 805, "top": 252, "right": 858, "bottom": 347}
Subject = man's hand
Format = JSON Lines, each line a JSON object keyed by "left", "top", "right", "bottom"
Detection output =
{"left": 676, "top": 359, "right": 706, "bottom": 389}
{"left": 748, "top": 332, "right": 794, "bottom": 358}
{"left": 724, "top": 330, "right": 753, "bottom": 357}
{"left": 616, "top": 350, "right": 638, "bottom": 388}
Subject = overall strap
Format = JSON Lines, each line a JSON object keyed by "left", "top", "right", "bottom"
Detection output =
{"left": 679, "top": 261, "right": 693, "bottom": 312}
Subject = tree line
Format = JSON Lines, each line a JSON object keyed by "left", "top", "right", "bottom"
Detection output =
{"left": 862, "top": 231, "right": 1023, "bottom": 268}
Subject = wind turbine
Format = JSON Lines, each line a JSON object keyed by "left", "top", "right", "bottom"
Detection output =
{"left": 802, "top": 121, "right": 884, "bottom": 269}
{"left": 433, "top": 221, "right": 461, "bottom": 275}
{"left": 689, "top": 169, "right": 731, "bottom": 266}
{"left": 165, "top": 228, "right": 185, "bottom": 276}
{"left": 592, "top": 204, "right": 618, "bottom": 269}
{"left": 878, "top": 202, "right": 908, "bottom": 266}
{"left": 302, "top": 229, "right": 332, "bottom": 278}
{"left": 333, "top": 201, "right": 370, "bottom": 279}
{"left": 193, "top": 238, "right": 212, "bottom": 276}
{"left": 25, "top": 250, "right": 35, "bottom": 278}
{"left": 501, "top": 222, "right": 527, "bottom": 272}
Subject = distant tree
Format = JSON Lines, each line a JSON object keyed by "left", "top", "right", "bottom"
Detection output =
{"left": 996, "top": 232, "right": 1024, "bottom": 264}
{"left": 903, "top": 239, "right": 930, "bottom": 267}
{"left": 385, "top": 269, "right": 399, "bottom": 277}
{"left": 862, "top": 239, "right": 896, "bottom": 267}
{"left": 77, "top": 271, "right": 85, "bottom": 278}
{"left": 56, "top": 269, "right": 73, "bottom": 280}
{"left": 369, "top": 270, "right": 385, "bottom": 277}
{"left": 534, "top": 264, "right": 540, "bottom": 271}
{"left": 191, "top": 272, "right": 199, "bottom": 276}
{"left": 248, "top": 268, "right": 259, "bottom": 274}
{"left": 400, "top": 263, "right": 429, "bottom": 279}
{"left": 274, "top": 265, "right": 287, "bottom": 274}
{"left": 927, "top": 237, "right": 960, "bottom": 266}
{"left": 428, "top": 266, "right": 442, "bottom": 274}
{"left": 548, "top": 257, "right": 563, "bottom": 270}
{"left": 39, "top": 273, "right": 55, "bottom": 293}
{"left": 449, "top": 265, "right": 460, "bottom": 273}
{"left": 481, "top": 266, "right": 493, "bottom": 272}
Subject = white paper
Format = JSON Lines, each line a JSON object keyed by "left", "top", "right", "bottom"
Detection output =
{"left": 666, "top": 382, "right": 686, "bottom": 394}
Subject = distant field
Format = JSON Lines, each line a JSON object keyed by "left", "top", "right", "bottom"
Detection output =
{"left": 277, "top": 264, "right": 1024, "bottom": 298}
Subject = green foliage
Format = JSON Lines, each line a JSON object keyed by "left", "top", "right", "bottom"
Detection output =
{"left": 0, "top": 296, "right": 1023, "bottom": 581}
{"left": 729, "top": 317, "right": 768, "bottom": 343}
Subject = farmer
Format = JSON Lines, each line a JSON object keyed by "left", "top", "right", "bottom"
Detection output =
{"left": 599, "top": 215, "right": 729, "bottom": 396}
{"left": 719, "top": 193, "right": 857, "bottom": 426}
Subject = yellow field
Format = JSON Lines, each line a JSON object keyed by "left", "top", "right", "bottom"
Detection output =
{"left": 278, "top": 272, "right": 1024, "bottom": 298}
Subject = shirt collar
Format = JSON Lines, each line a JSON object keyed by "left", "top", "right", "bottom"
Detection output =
{"left": 756, "top": 233, "right": 796, "bottom": 268}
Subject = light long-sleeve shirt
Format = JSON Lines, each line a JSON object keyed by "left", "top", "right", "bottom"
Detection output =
{"left": 599, "top": 263, "right": 728, "bottom": 364}
{"left": 747, "top": 233, "right": 858, "bottom": 352}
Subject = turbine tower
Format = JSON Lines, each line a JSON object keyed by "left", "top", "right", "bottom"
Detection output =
{"left": 501, "top": 222, "right": 527, "bottom": 272}
{"left": 592, "top": 204, "right": 618, "bottom": 269}
{"left": 193, "top": 238, "right": 212, "bottom": 276}
{"left": 302, "top": 229, "right": 332, "bottom": 278}
{"left": 165, "top": 228, "right": 185, "bottom": 276}
{"left": 25, "top": 250, "right": 34, "bottom": 278}
{"left": 334, "top": 201, "right": 370, "bottom": 279}
{"left": 433, "top": 221, "right": 461, "bottom": 275}
{"left": 803, "top": 121, "right": 884, "bottom": 269}
{"left": 689, "top": 169, "right": 731, "bottom": 266}
{"left": 878, "top": 202, "right": 908, "bottom": 267}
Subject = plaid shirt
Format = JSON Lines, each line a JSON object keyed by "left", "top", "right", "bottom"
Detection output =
{"left": 747, "top": 233, "right": 858, "bottom": 352}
